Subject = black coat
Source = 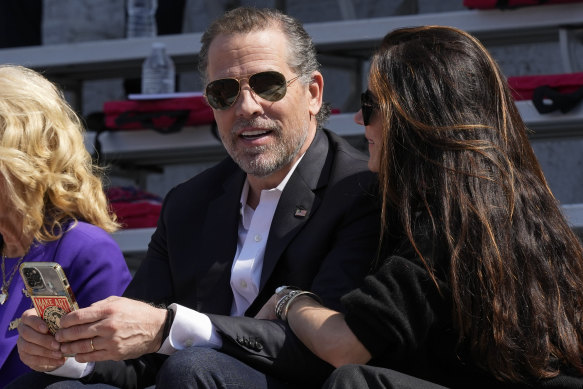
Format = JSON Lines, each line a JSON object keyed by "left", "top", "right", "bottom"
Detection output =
{"left": 85, "top": 129, "right": 381, "bottom": 388}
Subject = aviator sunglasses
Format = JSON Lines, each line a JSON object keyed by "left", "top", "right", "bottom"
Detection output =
{"left": 361, "top": 89, "right": 379, "bottom": 126}
{"left": 204, "top": 71, "right": 301, "bottom": 110}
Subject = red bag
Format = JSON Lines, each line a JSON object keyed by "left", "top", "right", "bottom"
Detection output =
{"left": 103, "top": 95, "right": 214, "bottom": 133}
{"left": 463, "top": 0, "right": 583, "bottom": 9}
{"left": 508, "top": 72, "right": 583, "bottom": 113}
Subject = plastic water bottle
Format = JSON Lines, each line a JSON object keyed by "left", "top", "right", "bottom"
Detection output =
{"left": 141, "top": 42, "right": 175, "bottom": 94}
{"left": 126, "top": 0, "right": 158, "bottom": 38}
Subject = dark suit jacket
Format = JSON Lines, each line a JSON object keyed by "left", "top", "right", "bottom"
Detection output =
{"left": 86, "top": 129, "right": 381, "bottom": 388}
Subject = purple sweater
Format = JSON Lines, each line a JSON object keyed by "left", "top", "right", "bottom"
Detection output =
{"left": 0, "top": 221, "right": 132, "bottom": 387}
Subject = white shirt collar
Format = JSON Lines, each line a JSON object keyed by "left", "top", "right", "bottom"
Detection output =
{"left": 239, "top": 152, "right": 306, "bottom": 218}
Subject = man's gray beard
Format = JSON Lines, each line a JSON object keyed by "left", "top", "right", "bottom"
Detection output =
{"left": 236, "top": 131, "right": 306, "bottom": 177}
{"left": 222, "top": 118, "right": 310, "bottom": 177}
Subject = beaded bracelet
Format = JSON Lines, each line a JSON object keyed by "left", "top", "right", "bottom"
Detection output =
{"left": 275, "top": 288, "right": 322, "bottom": 321}
{"left": 275, "top": 290, "right": 300, "bottom": 320}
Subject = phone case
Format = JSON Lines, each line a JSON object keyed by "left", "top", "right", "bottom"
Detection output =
{"left": 19, "top": 262, "right": 79, "bottom": 334}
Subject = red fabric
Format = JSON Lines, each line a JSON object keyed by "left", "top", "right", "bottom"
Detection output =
{"left": 107, "top": 186, "right": 162, "bottom": 229}
{"left": 463, "top": 0, "right": 583, "bottom": 9}
{"left": 107, "top": 186, "right": 162, "bottom": 203}
{"left": 507, "top": 72, "right": 583, "bottom": 100}
{"left": 110, "top": 201, "right": 161, "bottom": 229}
{"left": 103, "top": 96, "right": 214, "bottom": 131}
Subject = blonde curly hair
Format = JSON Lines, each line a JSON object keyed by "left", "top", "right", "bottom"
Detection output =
{"left": 0, "top": 65, "right": 118, "bottom": 243}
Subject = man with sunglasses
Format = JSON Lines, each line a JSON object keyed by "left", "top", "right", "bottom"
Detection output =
{"left": 11, "top": 6, "right": 380, "bottom": 389}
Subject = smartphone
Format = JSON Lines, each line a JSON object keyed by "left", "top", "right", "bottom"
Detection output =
{"left": 19, "top": 262, "right": 79, "bottom": 335}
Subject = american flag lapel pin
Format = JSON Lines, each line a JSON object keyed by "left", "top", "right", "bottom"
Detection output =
{"left": 294, "top": 207, "right": 308, "bottom": 217}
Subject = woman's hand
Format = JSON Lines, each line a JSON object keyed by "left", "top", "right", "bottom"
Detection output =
{"left": 254, "top": 294, "right": 278, "bottom": 320}
{"left": 17, "top": 308, "right": 65, "bottom": 372}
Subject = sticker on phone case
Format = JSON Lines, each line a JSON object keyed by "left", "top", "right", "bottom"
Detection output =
{"left": 31, "top": 296, "right": 74, "bottom": 334}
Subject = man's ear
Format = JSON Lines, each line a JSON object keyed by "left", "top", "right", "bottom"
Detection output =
{"left": 308, "top": 71, "right": 324, "bottom": 116}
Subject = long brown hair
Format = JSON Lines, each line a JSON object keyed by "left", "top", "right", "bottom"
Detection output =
{"left": 371, "top": 26, "right": 583, "bottom": 382}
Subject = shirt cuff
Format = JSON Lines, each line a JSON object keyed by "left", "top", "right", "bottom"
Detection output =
{"left": 45, "top": 359, "right": 94, "bottom": 378}
{"left": 157, "top": 303, "right": 223, "bottom": 355}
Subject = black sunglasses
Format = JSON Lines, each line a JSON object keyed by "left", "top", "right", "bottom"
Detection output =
{"left": 204, "top": 71, "right": 301, "bottom": 110}
{"left": 361, "top": 89, "right": 379, "bottom": 126}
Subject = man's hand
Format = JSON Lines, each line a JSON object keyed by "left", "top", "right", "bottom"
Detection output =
{"left": 17, "top": 308, "right": 66, "bottom": 372}
{"left": 55, "top": 296, "right": 167, "bottom": 363}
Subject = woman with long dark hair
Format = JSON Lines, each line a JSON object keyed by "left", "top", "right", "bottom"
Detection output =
{"left": 261, "top": 26, "right": 583, "bottom": 388}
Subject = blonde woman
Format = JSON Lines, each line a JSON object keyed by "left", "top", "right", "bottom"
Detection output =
{"left": 0, "top": 65, "right": 131, "bottom": 387}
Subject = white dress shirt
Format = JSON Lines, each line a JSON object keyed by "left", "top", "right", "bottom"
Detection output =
{"left": 229, "top": 180, "right": 282, "bottom": 317}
